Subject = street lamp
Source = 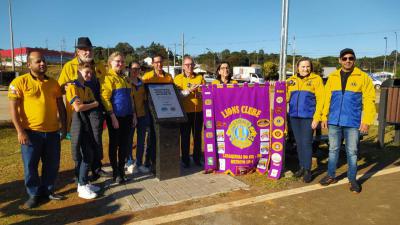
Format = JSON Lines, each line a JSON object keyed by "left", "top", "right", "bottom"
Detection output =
{"left": 383, "top": 37, "right": 388, "bottom": 72}
{"left": 278, "top": 0, "right": 289, "bottom": 81}
{"left": 395, "top": 32, "right": 398, "bottom": 75}
{"left": 8, "top": 0, "right": 15, "bottom": 72}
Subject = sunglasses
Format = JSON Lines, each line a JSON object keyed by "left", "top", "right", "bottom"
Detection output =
{"left": 341, "top": 56, "right": 355, "bottom": 61}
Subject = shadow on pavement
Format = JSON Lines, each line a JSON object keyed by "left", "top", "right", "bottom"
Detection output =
{"left": 0, "top": 168, "right": 142, "bottom": 225}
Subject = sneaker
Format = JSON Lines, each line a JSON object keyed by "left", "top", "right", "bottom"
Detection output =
{"left": 319, "top": 175, "right": 338, "bottom": 186}
{"left": 127, "top": 164, "right": 138, "bottom": 174}
{"left": 303, "top": 170, "right": 312, "bottom": 183}
{"left": 24, "top": 196, "right": 39, "bottom": 209}
{"left": 349, "top": 180, "right": 362, "bottom": 193}
{"left": 78, "top": 184, "right": 97, "bottom": 199}
{"left": 138, "top": 165, "right": 150, "bottom": 173}
{"left": 294, "top": 167, "right": 305, "bottom": 178}
{"left": 47, "top": 193, "right": 65, "bottom": 201}
{"left": 87, "top": 184, "right": 101, "bottom": 193}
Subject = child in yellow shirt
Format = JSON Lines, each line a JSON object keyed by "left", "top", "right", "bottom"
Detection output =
{"left": 66, "top": 63, "right": 101, "bottom": 199}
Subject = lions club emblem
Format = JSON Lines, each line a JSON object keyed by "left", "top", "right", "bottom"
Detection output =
{"left": 226, "top": 118, "right": 257, "bottom": 149}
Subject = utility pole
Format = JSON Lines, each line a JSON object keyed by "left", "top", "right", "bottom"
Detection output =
{"left": 278, "top": 0, "right": 289, "bottom": 81}
{"left": 182, "top": 33, "right": 185, "bottom": 65}
{"left": 383, "top": 37, "right": 388, "bottom": 72}
{"left": 167, "top": 47, "right": 170, "bottom": 74}
{"left": 60, "top": 38, "right": 65, "bottom": 69}
{"left": 19, "top": 42, "right": 22, "bottom": 69}
{"left": 292, "top": 36, "right": 296, "bottom": 74}
{"left": 174, "top": 43, "right": 176, "bottom": 67}
{"left": 395, "top": 32, "right": 398, "bottom": 75}
{"left": 206, "top": 48, "right": 216, "bottom": 72}
{"left": 8, "top": 0, "right": 15, "bottom": 72}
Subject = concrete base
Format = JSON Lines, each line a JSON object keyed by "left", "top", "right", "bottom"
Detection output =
{"left": 155, "top": 123, "right": 181, "bottom": 181}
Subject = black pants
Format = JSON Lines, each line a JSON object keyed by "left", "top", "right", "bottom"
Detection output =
{"left": 70, "top": 111, "right": 96, "bottom": 182}
{"left": 87, "top": 109, "right": 104, "bottom": 174}
{"left": 106, "top": 115, "right": 133, "bottom": 178}
{"left": 180, "top": 112, "right": 203, "bottom": 164}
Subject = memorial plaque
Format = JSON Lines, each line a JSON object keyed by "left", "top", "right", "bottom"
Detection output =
{"left": 145, "top": 83, "right": 187, "bottom": 180}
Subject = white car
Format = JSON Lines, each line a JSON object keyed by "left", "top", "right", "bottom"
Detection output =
{"left": 370, "top": 76, "right": 382, "bottom": 90}
{"left": 203, "top": 74, "right": 216, "bottom": 83}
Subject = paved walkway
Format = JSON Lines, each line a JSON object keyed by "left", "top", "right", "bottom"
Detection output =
{"left": 100, "top": 166, "right": 248, "bottom": 212}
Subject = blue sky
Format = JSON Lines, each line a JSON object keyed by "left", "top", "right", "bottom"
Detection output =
{"left": 0, "top": 0, "right": 399, "bottom": 57}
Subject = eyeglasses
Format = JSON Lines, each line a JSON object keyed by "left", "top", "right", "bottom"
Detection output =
{"left": 184, "top": 64, "right": 194, "bottom": 67}
{"left": 153, "top": 61, "right": 162, "bottom": 64}
{"left": 341, "top": 57, "right": 355, "bottom": 61}
{"left": 131, "top": 67, "right": 140, "bottom": 70}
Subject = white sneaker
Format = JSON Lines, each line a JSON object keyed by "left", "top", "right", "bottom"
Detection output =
{"left": 127, "top": 164, "right": 138, "bottom": 174}
{"left": 138, "top": 165, "right": 150, "bottom": 173}
{"left": 78, "top": 184, "right": 97, "bottom": 199}
{"left": 87, "top": 183, "right": 101, "bottom": 193}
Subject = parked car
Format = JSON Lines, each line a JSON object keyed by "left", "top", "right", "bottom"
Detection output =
{"left": 371, "top": 76, "right": 382, "bottom": 90}
{"left": 203, "top": 74, "right": 216, "bottom": 83}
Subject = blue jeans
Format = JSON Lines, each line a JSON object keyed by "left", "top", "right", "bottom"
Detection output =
{"left": 327, "top": 125, "right": 360, "bottom": 182}
{"left": 290, "top": 117, "right": 313, "bottom": 170}
{"left": 21, "top": 130, "right": 60, "bottom": 197}
{"left": 127, "top": 116, "right": 149, "bottom": 167}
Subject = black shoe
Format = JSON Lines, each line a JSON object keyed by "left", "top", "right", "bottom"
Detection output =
{"left": 90, "top": 173, "right": 101, "bottom": 182}
{"left": 319, "top": 175, "right": 338, "bottom": 186}
{"left": 48, "top": 193, "right": 65, "bottom": 201}
{"left": 294, "top": 167, "right": 305, "bottom": 178}
{"left": 115, "top": 176, "right": 126, "bottom": 184}
{"left": 194, "top": 160, "right": 203, "bottom": 167}
{"left": 303, "top": 170, "right": 312, "bottom": 183}
{"left": 24, "top": 196, "right": 39, "bottom": 209}
{"left": 182, "top": 162, "right": 190, "bottom": 168}
{"left": 97, "top": 169, "right": 112, "bottom": 177}
{"left": 349, "top": 180, "right": 362, "bottom": 193}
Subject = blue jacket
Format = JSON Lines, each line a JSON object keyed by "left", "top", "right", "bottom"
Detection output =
{"left": 286, "top": 73, "right": 324, "bottom": 120}
{"left": 322, "top": 67, "right": 376, "bottom": 128}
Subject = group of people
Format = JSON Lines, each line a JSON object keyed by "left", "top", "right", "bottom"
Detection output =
{"left": 287, "top": 48, "right": 376, "bottom": 194}
{"left": 8, "top": 36, "right": 375, "bottom": 209}
{"left": 8, "top": 37, "right": 228, "bottom": 208}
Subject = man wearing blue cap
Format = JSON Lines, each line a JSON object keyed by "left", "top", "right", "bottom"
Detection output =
{"left": 319, "top": 48, "right": 376, "bottom": 193}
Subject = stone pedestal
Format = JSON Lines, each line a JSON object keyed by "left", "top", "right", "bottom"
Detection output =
{"left": 155, "top": 123, "right": 181, "bottom": 180}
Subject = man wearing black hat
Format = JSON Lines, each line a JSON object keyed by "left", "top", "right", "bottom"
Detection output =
{"left": 319, "top": 48, "right": 376, "bottom": 193}
{"left": 58, "top": 37, "right": 109, "bottom": 181}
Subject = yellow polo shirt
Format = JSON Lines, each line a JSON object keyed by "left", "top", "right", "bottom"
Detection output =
{"left": 142, "top": 70, "right": 173, "bottom": 84}
{"left": 58, "top": 57, "right": 107, "bottom": 131}
{"left": 131, "top": 79, "right": 146, "bottom": 117}
{"left": 174, "top": 73, "right": 205, "bottom": 112}
{"left": 65, "top": 81, "right": 96, "bottom": 111}
{"left": 8, "top": 73, "right": 62, "bottom": 132}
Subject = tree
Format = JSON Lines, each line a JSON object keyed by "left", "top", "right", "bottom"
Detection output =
{"left": 114, "top": 42, "right": 134, "bottom": 56}
{"left": 147, "top": 42, "right": 168, "bottom": 59}
{"left": 312, "top": 60, "right": 323, "bottom": 75}
{"left": 93, "top": 46, "right": 106, "bottom": 61}
{"left": 262, "top": 61, "right": 279, "bottom": 80}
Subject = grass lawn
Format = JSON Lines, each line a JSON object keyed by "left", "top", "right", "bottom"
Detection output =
{"left": 0, "top": 124, "right": 399, "bottom": 225}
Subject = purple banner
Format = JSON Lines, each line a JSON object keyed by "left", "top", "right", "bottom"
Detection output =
{"left": 203, "top": 83, "right": 271, "bottom": 175}
{"left": 268, "top": 81, "right": 286, "bottom": 179}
